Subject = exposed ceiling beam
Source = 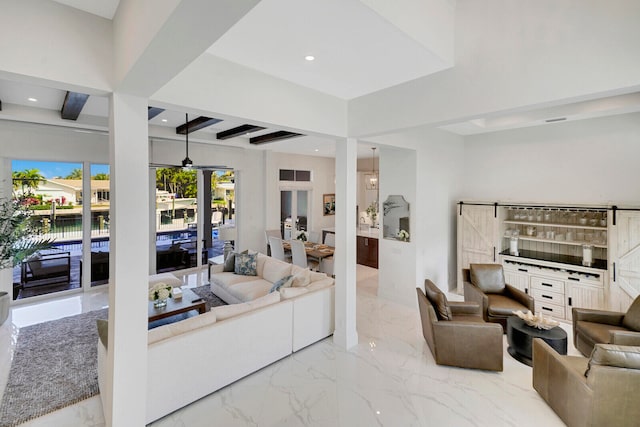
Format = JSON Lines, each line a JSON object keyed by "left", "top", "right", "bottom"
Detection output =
{"left": 148, "top": 107, "right": 165, "bottom": 120}
{"left": 217, "top": 124, "right": 266, "bottom": 140}
{"left": 250, "top": 131, "right": 304, "bottom": 145}
{"left": 60, "top": 91, "right": 89, "bottom": 120}
{"left": 176, "top": 116, "right": 222, "bottom": 134}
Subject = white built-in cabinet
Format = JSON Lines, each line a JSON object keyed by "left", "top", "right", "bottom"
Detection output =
{"left": 457, "top": 202, "right": 640, "bottom": 319}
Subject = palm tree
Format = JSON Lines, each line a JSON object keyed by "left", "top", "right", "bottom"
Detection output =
{"left": 65, "top": 168, "right": 83, "bottom": 180}
{"left": 92, "top": 173, "right": 110, "bottom": 180}
{"left": 0, "top": 197, "right": 54, "bottom": 269}
{"left": 12, "top": 169, "right": 45, "bottom": 196}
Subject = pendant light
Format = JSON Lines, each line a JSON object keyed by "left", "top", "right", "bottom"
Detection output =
{"left": 365, "top": 147, "right": 378, "bottom": 190}
{"left": 181, "top": 113, "right": 193, "bottom": 170}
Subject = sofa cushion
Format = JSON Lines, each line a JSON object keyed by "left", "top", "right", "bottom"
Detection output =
{"left": 262, "top": 258, "right": 292, "bottom": 283}
{"left": 310, "top": 271, "right": 329, "bottom": 282}
{"left": 470, "top": 264, "right": 506, "bottom": 294}
{"left": 423, "top": 280, "right": 452, "bottom": 321}
{"left": 149, "top": 273, "right": 182, "bottom": 289}
{"left": 306, "top": 278, "right": 334, "bottom": 292}
{"left": 576, "top": 320, "right": 630, "bottom": 344}
{"left": 210, "top": 272, "right": 256, "bottom": 290}
{"left": 623, "top": 296, "right": 640, "bottom": 331}
{"left": 235, "top": 253, "right": 258, "bottom": 276}
{"left": 486, "top": 294, "right": 528, "bottom": 316}
{"left": 148, "top": 310, "right": 218, "bottom": 345}
{"left": 212, "top": 291, "right": 280, "bottom": 321}
{"left": 585, "top": 344, "right": 640, "bottom": 377}
{"left": 269, "top": 275, "right": 293, "bottom": 293}
{"left": 226, "top": 279, "right": 273, "bottom": 302}
{"left": 291, "top": 268, "right": 311, "bottom": 287}
{"left": 280, "top": 287, "right": 309, "bottom": 299}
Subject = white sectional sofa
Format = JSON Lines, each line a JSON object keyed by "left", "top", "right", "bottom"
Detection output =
{"left": 209, "top": 252, "right": 335, "bottom": 304}
{"left": 97, "top": 254, "right": 335, "bottom": 424}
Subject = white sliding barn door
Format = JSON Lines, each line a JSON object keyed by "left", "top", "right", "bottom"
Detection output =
{"left": 456, "top": 204, "right": 498, "bottom": 293}
{"left": 610, "top": 211, "right": 640, "bottom": 309}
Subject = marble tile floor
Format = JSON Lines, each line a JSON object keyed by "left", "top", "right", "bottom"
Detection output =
{"left": 0, "top": 266, "right": 576, "bottom": 426}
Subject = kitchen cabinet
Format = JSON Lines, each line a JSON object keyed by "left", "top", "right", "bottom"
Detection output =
{"left": 357, "top": 235, "right": 378, "bottom": 269}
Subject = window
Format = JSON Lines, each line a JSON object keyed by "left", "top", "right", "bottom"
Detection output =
{"left": 279, "top": 169, "right": 311, "bottom": 182}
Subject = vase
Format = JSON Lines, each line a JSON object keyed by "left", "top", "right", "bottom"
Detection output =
{"left": 153, "top": 298, "right": 168, "bottom": 308}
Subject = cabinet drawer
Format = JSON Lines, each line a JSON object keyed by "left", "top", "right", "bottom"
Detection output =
{"left": 531, "top": 276, "right": 565, "bottom": 294}
{"left": 536, "top": 302, "right": 565, "bottom": 319}
{"left": 532, "top": 288, "right": 564, "bottom": 306}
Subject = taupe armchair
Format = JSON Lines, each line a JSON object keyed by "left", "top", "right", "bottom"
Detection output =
{"left": 463, "top": 264, "right": 534, "bottom": 331}
{"left": 416, "top": 280, "right": 503, "bottom": 371}
{"left": 572, "top": 295, "right": 640, "bottom": 356}
{"left": 533, "top": 338, "right": 640, "bottom": 427}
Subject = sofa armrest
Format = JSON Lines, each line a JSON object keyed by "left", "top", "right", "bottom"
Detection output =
{"left": 572, "top": 308, "right": 625, "bottom": 326}
{"left": 210, "top": 264, "right": 225, "bottom": 275}
{"left": 449, "top": 301, "right": 481, "bottom": 316}
{"left": 611, "top": 330, "right": 640, "bottom": 346}
{"left": 463, "top": 281, "right": 487, "bottom": 313}
{"left": 433, "top": 321, "right": 503, "bottom": 371}
{"left": 505, "top": 284, "right": 535, "bottom": 312}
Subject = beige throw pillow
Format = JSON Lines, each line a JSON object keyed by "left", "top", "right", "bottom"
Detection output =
{"left": 291, "top": 268, "right": 311, "bottom": 287}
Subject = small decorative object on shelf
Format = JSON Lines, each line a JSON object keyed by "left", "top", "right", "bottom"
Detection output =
{"left": 397, "top": 229, "right": 409, "bottom": 242}
{"left": 513, "top": 310, "right": 559, "bottom": 330}
{"left": 149, "top": 282, "right": 172, "bottom": 308}
{"left": 296, "top": 230, "right": 308, "bottom": 242}
{"left": 509, "top": 236, "right": 519, "bottom": 256}
{"left": 582, "top": 244, "right": 593, "bottom": 266}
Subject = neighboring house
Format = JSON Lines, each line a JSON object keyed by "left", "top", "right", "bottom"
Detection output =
{"left": 23, "top": 179, "right": 111, "bottom": 206}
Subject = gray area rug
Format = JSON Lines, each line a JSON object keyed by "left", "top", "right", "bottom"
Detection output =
{"left": 0, "top": 285, "right": 225, "bottom": 427}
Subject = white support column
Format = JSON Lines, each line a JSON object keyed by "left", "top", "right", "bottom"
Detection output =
{"left": 105, "top": 93, "right": 149, "bottom": 427}
{"left": 148, "top": 168, "right": 156, "bottom": 274}
{"left": 196, "top": 170, "right": 204, "bottom": 267}
{"left": 81, "top": 161, "right": 91, "bottom": 290}
{"left": 0, "top": 157, "right": 12, "bottom": 297}
{"left": 333, "top": 137, "right": 358, "bottom": 349}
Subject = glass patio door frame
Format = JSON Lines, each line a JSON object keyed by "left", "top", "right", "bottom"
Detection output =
{"left": 280, "top": 184, "right": 312, "bottom": 240}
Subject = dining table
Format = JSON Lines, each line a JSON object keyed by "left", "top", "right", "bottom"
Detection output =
{"left": 282, "top": 240, "right": 335, "bottom": 263}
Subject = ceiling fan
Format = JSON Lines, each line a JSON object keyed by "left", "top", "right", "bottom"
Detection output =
{"left": 149, "top": 113, "right": 231, "bottom": 171}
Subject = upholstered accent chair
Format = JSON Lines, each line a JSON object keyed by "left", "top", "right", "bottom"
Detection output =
{"left": 416, "top": 280, "right": 503, "bottom": 371}
{"left": 572, "top": 295, "right": 640, "bottom": 357}
{"left": 463, "top": 264, "right": 534, "bottom": 331}
{"left": 533, "top": 338, "right": 640, "bottom": 427}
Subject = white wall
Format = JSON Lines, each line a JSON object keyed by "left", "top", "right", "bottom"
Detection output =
{"left": 264, "top": 152, "right": 336, "bottom": 250}
{"left": 369, "top": 127, "right": 464, "bottom": 299}
{"left": 349, "top": 0, "right": 640, "bottom": 136}
{"left": 461, "top": 112, "right": 640, "bottom": 206}
{"left": 0, "top": 0, "right": 112, "bottom": 93}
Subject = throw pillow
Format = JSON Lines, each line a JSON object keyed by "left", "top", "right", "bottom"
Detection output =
{"left": 291, "top": 268, "right": 311, "bottom": 287}
{"left": 269, "top": 275, "right": 294, "bottom": 293}
{"left": 224, "top": 250, "right": 248, "bottom": 272}
{"left": 97, "top": 319, "right": 108, "bottom": 349}
{"left": 235, "top": 252, "right": 258, "bottom": 276}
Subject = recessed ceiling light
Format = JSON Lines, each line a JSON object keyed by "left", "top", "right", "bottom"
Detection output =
{"left": 161, "top": 119, "right": 168, "bottom": 122}
{"left": 304, "top": 55, "right": 315, "bottom": 61}
{"left": 314, "top": 149, "right": 319, "bottom": 152}
{"left": 27, "top": 97, "right": 38, "bottom": 102}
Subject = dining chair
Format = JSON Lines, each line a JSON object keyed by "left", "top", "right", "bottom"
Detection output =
{"left": 268, "top": 236, "right": 289, "bottom": 262}
{"left": 324, "top": 232, "right": 335, "bottom": 247}
{"left": 308, "top": 231, "right": 321, "bottom": 244}
{"left": 265, "top": 229, "right": 281, "bottom": 256}
{"left": 290, "top": 239, "right": 318, "bottom": 270}
{"left": 319, "top": 249, "right": 335, "bottom": 277}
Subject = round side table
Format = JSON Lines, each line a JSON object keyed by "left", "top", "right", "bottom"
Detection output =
{"left": 506, "top": 316, "right": 567, "bottom": 366}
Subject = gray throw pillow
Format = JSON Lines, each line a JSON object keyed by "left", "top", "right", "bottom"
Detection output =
{"left": 585, "top": 344, "right": 640, "bottom": 377}
{"left": 224, "top": 250, "right": 248, "bottom": 272}
{"left": 269, "top": 275, "right": 293, "bottom": 293}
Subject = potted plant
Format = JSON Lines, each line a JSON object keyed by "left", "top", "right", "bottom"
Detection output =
{"left": 0, "top": 196, "right": 53, "bottom": 319}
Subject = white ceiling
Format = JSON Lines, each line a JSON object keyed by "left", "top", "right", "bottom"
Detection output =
{"left": 51, "top": 0, "right": 120, "bottom": 20}
{"left": 207, "top": 0, "right": 450, "bottom": 100}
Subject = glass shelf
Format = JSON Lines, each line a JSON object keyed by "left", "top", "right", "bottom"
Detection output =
{"left": 503, "top": 220, "right": 606, "bottom": 230}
